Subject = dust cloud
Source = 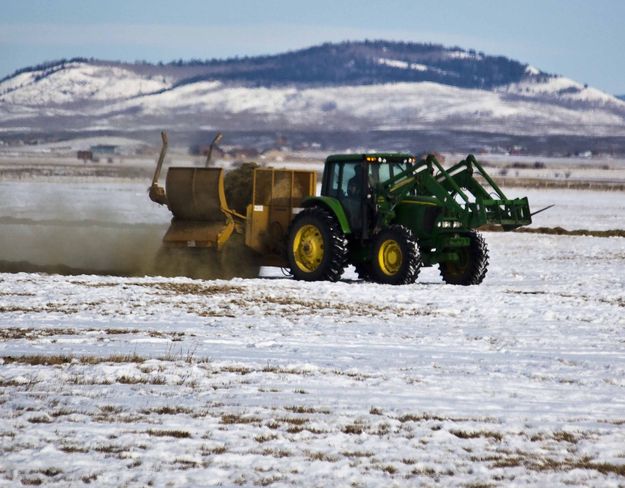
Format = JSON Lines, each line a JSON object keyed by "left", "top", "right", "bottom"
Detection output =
{"left": 0, "top": 185, "right": 260, "bottom": 279}
{"left": 0, "top": 217, "right": 166, "bottom": 277}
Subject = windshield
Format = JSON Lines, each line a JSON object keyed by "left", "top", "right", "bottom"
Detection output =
{"left": 369, "top": 162, "right": 414, "bottom": 185}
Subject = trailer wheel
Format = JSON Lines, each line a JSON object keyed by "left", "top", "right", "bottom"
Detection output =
{"left": 439, "top": 231, "right": 489, "bottom": 285}
{"left": 370, "top": 225, "right": 422, "bottom": 285}
{"left": 287, "top": 207, "right": 348, "bottom": 282}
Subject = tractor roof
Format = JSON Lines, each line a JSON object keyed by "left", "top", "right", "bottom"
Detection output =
{"left": 325, "top": 153, "right": 415, "bottom": 163}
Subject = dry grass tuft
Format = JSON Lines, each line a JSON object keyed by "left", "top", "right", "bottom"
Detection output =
{"left": 552, "top": 431, "right": 578, "bottom": 443}
{"left": 141, "top": 406, "right": 193, "bottom": 415}
{"left": 95, "top": 444, "right": 125, "bottom": 454}
{"left": 285, "top": 405, "right": 329, "bottom": 414}
{"left": 201, "top": 445, "right": 227, "bottom": 455}
{"left": 398, "top": 413, "right": 448, "bottom": 423}
{"left": 60, "top": 445, "right": 89, "bottom": 453}
{"left": 221, "top": 414, "right": 261, "bottom": 425}
{"left": 20, "top": 478, "right": 43, "bottom": 486}
{"left": 81, "top": 474, "right": 98, "bottom": 484}
{"left": 255, "top": 475, "right": 282, "bottom": 486}
{"left": 255, "top": 434, "right": 279, "bottom": 443}
{"left": 2, "top": 353, "right": 145, "bottom": 366}
{"left": 277, "top": 417, "right": 308, "bottom": 426}
{"left": 146, "top": 429, "right": 191, "bottom": 438}
{"left": 221, "top": 365, "right": 253, "bottom": 375}
{"left": 307, "top": 451, "right": 339, "bottom": 462}
{"left": 262, "top": 448, "right": 292, "bottom": 458}
{"left": 410, "top": 466, "right": 437, "bottom": 476}
{"left": 379, "top": 464, "right": 397, "bottom": 474}
{"left": 27, "top": 415, "right": 52, "bottom": 424}
{"left": 342, "top": 423, "right": 365, "bottom": 435}
{"left": 343, "top": 451, "right": 375, "bottom": 458}
{"left": 531, "top": 456, "right": 625, "bottom": 475}
{"left": 450, "top": 429, "right": 503, "bottom": 441}
{"left": 146, "top": 282, "right": 245, "bottom": 296}
{"left": 39, "top": 468, "right": 62, "bottom": 477}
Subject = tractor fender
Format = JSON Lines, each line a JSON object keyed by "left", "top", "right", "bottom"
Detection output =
{"left": 301, "top": 196, "right": 352, "bottom": 234}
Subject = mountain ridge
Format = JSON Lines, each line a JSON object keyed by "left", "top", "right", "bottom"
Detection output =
{"left": 1, "top": 40, "right": 545, "bottom": 91}
{"left": 1, "top": 40, "right": 624, "bottom": 144}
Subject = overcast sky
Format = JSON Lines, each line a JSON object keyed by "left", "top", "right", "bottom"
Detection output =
{"left": 1, "top": 0, "right": 623, "bottom": 94}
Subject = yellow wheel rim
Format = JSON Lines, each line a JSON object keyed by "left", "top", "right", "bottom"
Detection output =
{"left": 293, "top": 224, "right": 324, "bottom": 273}
{"left": 378, "top": 239, "right": 402, "bottom": 276}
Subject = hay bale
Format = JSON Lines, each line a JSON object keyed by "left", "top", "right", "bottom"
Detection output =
{"left": 224, "top": 162, "right": 259, "bottom": 214}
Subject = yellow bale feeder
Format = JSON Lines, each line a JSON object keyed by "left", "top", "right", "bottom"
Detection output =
{"left": 148, "top": 132, "right": 316, "bottom": 277}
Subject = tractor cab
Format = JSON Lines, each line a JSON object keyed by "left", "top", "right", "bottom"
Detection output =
{"left": 321, "top": 153, "right": 418, "bottom": 239}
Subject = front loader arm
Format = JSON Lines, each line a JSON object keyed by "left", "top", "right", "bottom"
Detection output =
{"left": 434, "top": 154, "right": 532, "bottom": 230}
{"left": 374, "top": 158, "right": 466, "bottom": 228}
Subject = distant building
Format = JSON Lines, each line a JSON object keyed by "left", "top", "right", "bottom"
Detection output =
{"left": 90, "top": 144, "right": 118, "bottom": 155}
{"left": 77, "top": 150, "right": 93, "bottom": 162}
{"left": 87, "top": 145, "right": 118, "bottom": 163}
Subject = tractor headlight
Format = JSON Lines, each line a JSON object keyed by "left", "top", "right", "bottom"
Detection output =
{"left": 437, "top": 220, "right": 461, "bottom": 229}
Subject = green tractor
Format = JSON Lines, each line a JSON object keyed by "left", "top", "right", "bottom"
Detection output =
{"left": 287, "top": 153, "right": 531, "bottom": 285}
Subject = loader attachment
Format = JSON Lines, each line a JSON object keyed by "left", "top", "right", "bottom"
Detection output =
{"left": 432, "top": 154, "right": 531, "bottom": 230}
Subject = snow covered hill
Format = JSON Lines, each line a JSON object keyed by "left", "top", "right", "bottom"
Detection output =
{"left": 1, "top": 41, "right": 624, "bottom": 138}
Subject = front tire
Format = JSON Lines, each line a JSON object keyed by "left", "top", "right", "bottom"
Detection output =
{"left": 439, "top": 231, "right": 489, "bottom": 285}
{"left": 287, "top": 207, "right": 348, "bottom": 282}
{"left": 370, "top": 225, "right": 422, "bottom": 285}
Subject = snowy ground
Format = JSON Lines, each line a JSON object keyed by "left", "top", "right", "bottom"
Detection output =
{"left": 1, "top": 233, "right": 625, "bottom": 487}
{"left": 1, "top": 181, "right": 625, "bottom": 486}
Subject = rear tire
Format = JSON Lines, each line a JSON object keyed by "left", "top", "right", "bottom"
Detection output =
{"left": 439, "top": 231, "right": 489, "bottom": 285}
{"left": 370, "top": 225, "right": 421, "bottom": 285}
{"left": 287, "top": 207, "right": 348, "bottom": 282}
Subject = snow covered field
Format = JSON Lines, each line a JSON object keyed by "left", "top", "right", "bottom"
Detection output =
{"left": 1, "top": 181, "right": 625, "bottom": 486}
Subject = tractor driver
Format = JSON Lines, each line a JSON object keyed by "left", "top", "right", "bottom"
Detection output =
{"left": 347, "top": 164, "right": 377, "bottom": 199}
{"left": 347, "top": 165, "right": 360, "bottom": 198}
{"left": 345, "top": 164, "right": 377, "bottom": 232}
{"left": 347, "top": 165, "right": 368, "bottom": 199}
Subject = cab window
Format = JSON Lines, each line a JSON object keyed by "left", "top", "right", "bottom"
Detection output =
{"left": 326, "top": 161, "right": 359, "bottom": 199}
